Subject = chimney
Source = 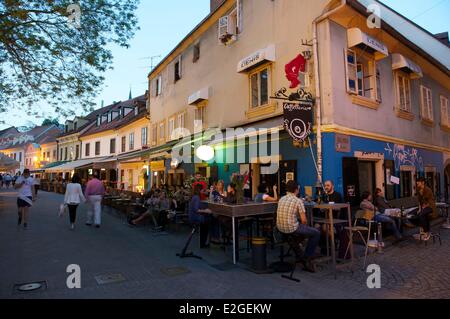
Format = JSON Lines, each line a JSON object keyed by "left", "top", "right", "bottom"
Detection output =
{"left": 210, "top": 0, "right": 224, "bottom": 13}
{"left": 434, "top": 32, "right": 450, "bottom": 47}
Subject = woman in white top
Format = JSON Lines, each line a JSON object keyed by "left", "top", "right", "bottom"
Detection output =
{"left": 64, "top": 174, "right": 86, "bottom": 230}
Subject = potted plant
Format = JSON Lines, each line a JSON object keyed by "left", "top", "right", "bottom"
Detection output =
{"left": 231, "top": 172, "right": 248, "bottom": 205}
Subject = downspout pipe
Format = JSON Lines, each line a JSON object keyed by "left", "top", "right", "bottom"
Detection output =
{"left": 312, "top": 0, "right": 347, "bottom": 184}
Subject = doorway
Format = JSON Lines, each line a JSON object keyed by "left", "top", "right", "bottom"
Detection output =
{"left": 343, "top": 157, "right": 381, "bottom": 207}
{"left": 445, "top": 164, "right": 450, "bottom": 203}
{"left": 400, "top": 170, "right": 413, "bottom": 198}
{"left": 358, "top": 161, "right": 376, "bottom": 196}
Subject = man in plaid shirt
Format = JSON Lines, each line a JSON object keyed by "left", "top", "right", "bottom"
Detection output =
{"left": 277, "top": 180, "right": 320, "bottom": 272}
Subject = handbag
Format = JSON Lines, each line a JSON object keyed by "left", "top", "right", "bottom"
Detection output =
{"left": 59, "top": 203, "right": 67, "bottom": 217}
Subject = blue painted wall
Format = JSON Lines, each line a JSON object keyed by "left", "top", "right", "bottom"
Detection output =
{"left": 322, "top": 132, "right": 445, "bottom": 196}
{"left": 213, "top": 135, "right": 319, "bottom": 197}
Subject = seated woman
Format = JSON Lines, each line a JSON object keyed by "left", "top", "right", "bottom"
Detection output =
{"left": 255, "top": 184, "right": 278, "bottom": 203}
{"left": 360, "top": 191, "right": 403, "bottom": 242}
{"left": 225, "top": 183, "right": 237, "bottom": 205}
{"left": 189, "top": 184, "right": 212, "bottom": 248}
{"left": 210, "top": 180, "right": 227, "bottom": 203}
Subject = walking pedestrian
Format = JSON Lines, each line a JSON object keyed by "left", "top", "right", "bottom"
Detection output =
{"left": 5, "top": 174, "right": 12, "bottom": 189}
{"left": 85, "top": 173, "right": 106, "bottom": 228}
{"left": 63, "top": 174, "right": 86, "bottom": 230}
{"left": 15, "top": 169, "right": 36, "bottom": 228}
{"left": 33, "top": 175, "right": 41, "bottom": 196}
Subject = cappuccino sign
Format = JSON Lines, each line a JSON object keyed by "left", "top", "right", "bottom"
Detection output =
{"left": 283, "top": 102, "right": 313, "bottom": 143}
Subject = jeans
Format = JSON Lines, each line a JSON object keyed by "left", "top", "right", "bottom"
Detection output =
{"left": 374, "top": 214, "right": 402, "bottom": 239}
{"left": 87, "top": 195, "right": 103, "bottom": 225}
{"left": 291, "top": 224, "right": 321, "bottom": 258}
{"left": 68, "top": 204, "right": 78, "bottom": 224}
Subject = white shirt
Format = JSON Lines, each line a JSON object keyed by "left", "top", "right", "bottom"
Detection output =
{"left": 33, "top": 178, "right": 41, "bottom": 185}
{"left": 64, "top": 183, "right": 86, "bottom": 205}
{"left": 16, "top": 176, "right": 34, "bottom": 197}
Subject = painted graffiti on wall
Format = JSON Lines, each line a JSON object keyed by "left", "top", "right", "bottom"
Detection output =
{"left": 384, "top": 143, "right": 424, "bottom": 171}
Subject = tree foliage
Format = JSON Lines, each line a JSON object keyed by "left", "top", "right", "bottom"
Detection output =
{"left": 0, "top": 0, "right": 140, "bottom": 117}
{"left": 41, "top": 118, "right": 60, "bottom": 126}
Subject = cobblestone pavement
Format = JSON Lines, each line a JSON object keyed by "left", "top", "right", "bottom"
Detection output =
{"left": 1, "top": 189, "right": 449, "bottom": 299}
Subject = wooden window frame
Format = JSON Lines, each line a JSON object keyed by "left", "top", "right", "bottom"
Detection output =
{"left": 95, "top": 141, "right": 101, "bottom": 156}
{"left": 440, "top": 95, "right": 450, "bottom": 130}
{"left": 129, "top": 132, "right": 135, "bottom": 151}
{"left": 420, "top": 85, "right": 434, "bottom": 125}
{"left": 345, "top": 49, "right": 381, "bottom": 109}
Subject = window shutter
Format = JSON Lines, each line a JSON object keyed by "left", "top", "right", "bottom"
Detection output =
{"left": 237, "top": 0, "right": 243, "bottom": 33}
{"left": 376, "top": 66, "right": 382, "bottom": 103}
{"left": 427, "top": 89, "right": 433, "bottom": 120}
{"left": 179, "top": 55, "right": 182, "bottom": 78}
{"left": 345, "top": 49, "right": 357, "bottom": 94}
{"left": 420, "top": 86, "right": 426, "bottom": 118}
{"left": 152, "top": 79, "right": 157, "bottom": 97}
{"left": 218, "top": 16, "right": 229, "bottom": 41}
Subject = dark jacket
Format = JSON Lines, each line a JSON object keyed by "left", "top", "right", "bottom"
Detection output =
{"left": 374, "top": 195, "right": 390, "bottom": 213}
{"left": 418, "top": 186, "right": 436, "bottom": 217}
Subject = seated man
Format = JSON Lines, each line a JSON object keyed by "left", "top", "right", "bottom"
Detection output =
{"left": 360, "top": 191, "right": 403, "bottom": 242}
{"left": 374, "top": 188, "right": 401, "bottom": 217}
{"left": 277, "top": 180, "right": 320, "bottom": 273}
{"left": 254, "top": 184, "right": 278, "bottom": 203}
{"left": 409, "top": 177, "right": 436, "bottom": 241}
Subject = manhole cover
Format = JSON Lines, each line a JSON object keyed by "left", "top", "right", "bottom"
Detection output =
{"left": 161, "top": 267, "right": 191, "bottom": 277}
{"left": 18, "top": 283, "right": 42, "bottom": 291}
{"left": 13, "top": 281, "right": 47, "bottom": 294}
{"left": 95, "top": 273, "right": 126, "bottom": 285}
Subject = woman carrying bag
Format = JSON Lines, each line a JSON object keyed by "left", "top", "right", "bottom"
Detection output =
{"left": 63, "top": 174, "right": 86, "bottom": 230}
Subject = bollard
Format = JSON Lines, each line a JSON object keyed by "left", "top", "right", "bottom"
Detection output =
{"left": 251, "top": 237, "right": 267, "bottom": 273}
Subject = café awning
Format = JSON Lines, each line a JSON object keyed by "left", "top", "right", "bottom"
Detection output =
{"left": 46, "top": 157, "right": 109, "bottom": 172}
{"left": 347, "top": 28, "right": 389, "bottom": 60}
{"left": 237, "top": 44, "right": 276, "bottom": 73}
{"left": 0, "top": 153, "right": 19, "bottom": 171}
{"left": 93, "top": 157, "right": 118, "bottom": 170}
{"left": 188, "top": 87, "right": 210, "bottom": 105}
{"left": 116, "top": 149, "right": 152, "bottom": 164}
{"left": 392, "top": 53, "right": 423, "bottom": 79}
{"left": 42, "top": 161, "right": 69, "bottom": 170}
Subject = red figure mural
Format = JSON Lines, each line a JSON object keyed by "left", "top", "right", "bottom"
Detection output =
{"left": 285, "top": 54, "right": 307, "bottom": 89}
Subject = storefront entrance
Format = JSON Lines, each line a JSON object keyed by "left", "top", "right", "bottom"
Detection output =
{"left": 445, "top": 163, "right": 450, "bottom": 202}
{"left": 343, "top": 156, "right": 383, "bottom": 207}
{"left": 358, "top": 161, "right": 376, "bottom": 196}
{"left": 259, "top": 160, "right": 297, "bottom": 197}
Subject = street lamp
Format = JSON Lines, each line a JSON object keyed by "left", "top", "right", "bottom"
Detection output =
{"left": 196, "top": 145, "right": 215, "bottom": 161}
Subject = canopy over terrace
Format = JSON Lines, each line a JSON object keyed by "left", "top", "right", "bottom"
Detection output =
{"left": 0, "top": 153, "right": 20, "bottom": 171}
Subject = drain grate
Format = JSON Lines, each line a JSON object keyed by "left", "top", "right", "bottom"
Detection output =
{"left": 13, "top": 281, "right": 47, "bottom": 294}
{"left": 95, "top": 273, "right": 126, "bottom": 285}
{"left": 161, "top": 267, "right": 191, "bottom": 277}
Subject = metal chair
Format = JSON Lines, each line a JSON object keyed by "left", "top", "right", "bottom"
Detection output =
{"left": 280, "top": 232, "right": 307, "bottom": 283}
{"left": 419, "top": 231, "right": 442, "bottom": 246}
{"left": 344, "top": 210, "right": 376, "bottom": 269}
{"left": 176, "top": 222, "right": 203, "bottom": 260}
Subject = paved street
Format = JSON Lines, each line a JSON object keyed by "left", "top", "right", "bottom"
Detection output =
{"left": 1, "top": 189, "right": 449, "bottom": 299}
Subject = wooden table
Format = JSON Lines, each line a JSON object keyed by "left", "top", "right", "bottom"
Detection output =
{"left": 206, "top": 202, "right": 278, "bottom": 265}
{"left": 314, "top": 203, "right": 354, "bottom": 279}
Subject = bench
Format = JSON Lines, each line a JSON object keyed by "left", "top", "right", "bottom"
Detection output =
{"left": 387, "top": 197, "right": 419, "bottom": 210}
